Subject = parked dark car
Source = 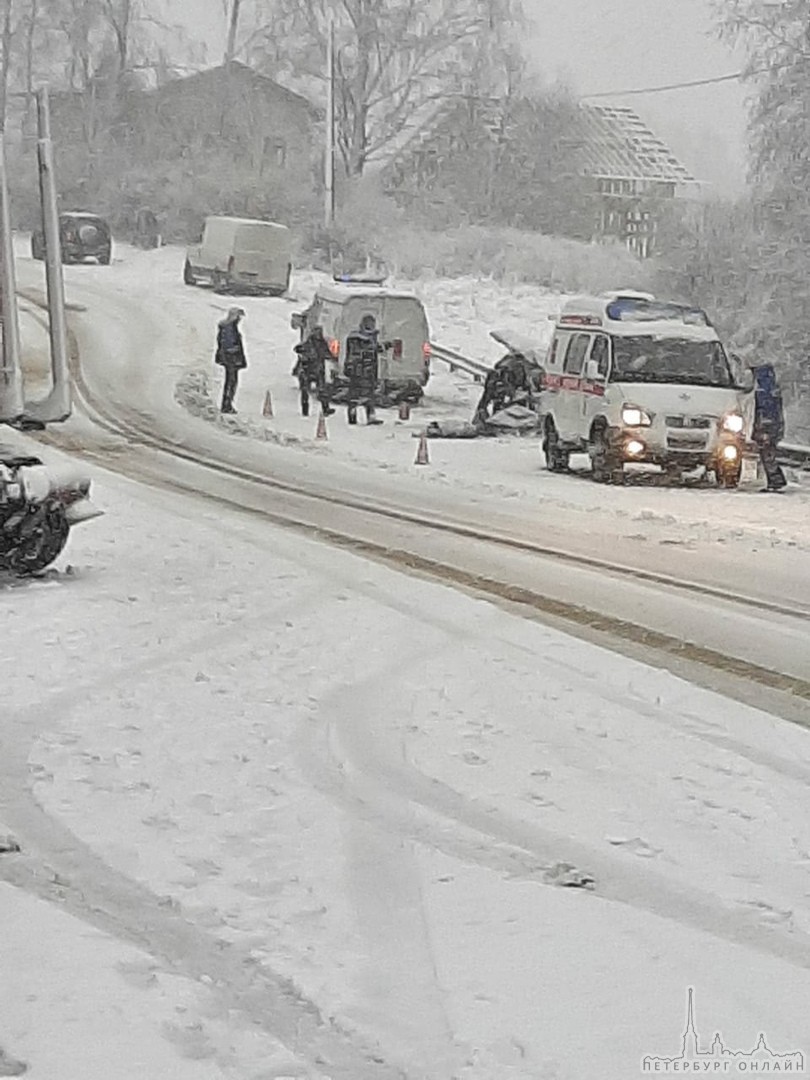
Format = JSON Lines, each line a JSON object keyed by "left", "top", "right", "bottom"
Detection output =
{"left": 31, "top": 212, "right": 112, "bottom": 265}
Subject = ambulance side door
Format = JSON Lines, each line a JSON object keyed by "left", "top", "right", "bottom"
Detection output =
{"left": 581, "top": 334, "right": 611, "bottom": 435}
{"left": 558, "top": 332, "right": 590, "bottom": 442}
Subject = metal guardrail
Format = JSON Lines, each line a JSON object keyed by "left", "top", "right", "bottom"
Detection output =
{"left": 777, "top": 442, "right": 810, "bottom": 470}
{"left": 429, "top": 342, "right": 491, "bottom": 384}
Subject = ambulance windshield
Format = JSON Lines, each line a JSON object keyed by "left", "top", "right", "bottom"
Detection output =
{"left": 611, "top": 337, "right": 734, "bottom": 387}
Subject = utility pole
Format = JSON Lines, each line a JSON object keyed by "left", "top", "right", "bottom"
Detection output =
{"left": 225, "top": 0, "right": 241, "bottom": 64}
{"left": 0, "top": 130, "right": 24, "bottom": 421}
{"left": 324, "top": 19, "right": 335, "bottom": 229}
{"left": 26, "top": 85, "right": 70, "bottom": 423}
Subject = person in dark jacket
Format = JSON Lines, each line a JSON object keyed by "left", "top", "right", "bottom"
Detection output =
{"left": 751, "top": 363, "right": 787, "bottom": 492}
{"left": 344, "top": 314, "right": 387, "bottom": 425}
{"left": 292, "top": 326, "right": 335, "bottom": 418}
{"left": 473, "top": 351, "right": 535, "bottom": 426}
{"left": 215, "top": 307, "right": 246, "bottom": 414}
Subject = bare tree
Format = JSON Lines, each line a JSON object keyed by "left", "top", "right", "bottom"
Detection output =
{"left": 245, "top": 0, "right": 523, "bottom": 177}
{"left": 0, "top": 0, "right": 13, "bottom": 126}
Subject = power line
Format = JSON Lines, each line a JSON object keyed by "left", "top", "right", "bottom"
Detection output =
{"left": 583, "top": 58, "right": 806, "bottom": 100}
{"left": 584, "top": 70, "right": 746, "bottom": 99}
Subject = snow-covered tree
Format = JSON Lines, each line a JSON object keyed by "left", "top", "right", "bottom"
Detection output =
{"left": 714, "top": 0, "right": 810, "bottom": 408}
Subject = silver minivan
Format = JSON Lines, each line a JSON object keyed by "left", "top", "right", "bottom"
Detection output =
{"left": 292, "top": 279, "right": 431, "bottom": 401}
{"left": 184, "top": 216, "right": 292, "bottom": 295}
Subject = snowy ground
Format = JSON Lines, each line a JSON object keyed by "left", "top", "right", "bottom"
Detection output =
{"left": 3, "top": 456, "right": 810, "bottom": 1080}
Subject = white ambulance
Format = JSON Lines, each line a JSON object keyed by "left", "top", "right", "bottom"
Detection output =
{"left": 540, "top": 292, "right": 750, "bottom": 486}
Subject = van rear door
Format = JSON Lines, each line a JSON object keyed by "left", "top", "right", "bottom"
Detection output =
{"left": 380, "top": 297, "right": 429, "bottom": 386}
{"left": 234, "top": 223, "right": 291, "bottom": 291}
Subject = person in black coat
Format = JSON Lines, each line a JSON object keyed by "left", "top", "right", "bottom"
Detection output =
{"left": 473, "top": 351, "right": 535, "bottom": 426}
{"left": 292, "top": 326, "right": 335, "bottom": 418}
{"left": 215, "top": 307, "right": 246, "bottom": 414}
{"left": 751, "top": 363, "right": 787, "bottom": 492}
{"left": 344, "top": 314, "right": 387, "bottom": 425}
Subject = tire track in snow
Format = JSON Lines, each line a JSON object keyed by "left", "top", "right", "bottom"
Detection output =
{"left": 0, "top": 583, "right": 409, "bottom": 1080}
{"left": 296, "top": 630, "right": 810, "bottom": 975}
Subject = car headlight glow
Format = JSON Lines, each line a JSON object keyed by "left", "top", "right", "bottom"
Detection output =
{"left": 722, "top": 413, "right": 744, "bottom": 434}
{"left": 625, "top": 439, "right": 646, "bottom": 457}
{"left": 722, "top": 445, "right": 739, "bottom": 461}
{"left": 622, "top": 406, "right": 652, "bottom": 427}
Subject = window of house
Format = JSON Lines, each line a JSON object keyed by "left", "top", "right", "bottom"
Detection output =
{"left": 262, "top": 137, "right": 287, "bottom": 170}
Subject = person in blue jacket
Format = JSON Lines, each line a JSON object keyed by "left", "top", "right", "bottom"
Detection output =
{"left": 751, "top": 363, "right": 787, "bottom": 492}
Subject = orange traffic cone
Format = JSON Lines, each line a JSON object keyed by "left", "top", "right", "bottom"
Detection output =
{"left": 398, "top": 400, "right": 411, "bottom": 421}
{"left": 262, "top": 389, "right": 273, "bottom": 418}
{"left": 414, "top": 430, "right": 429, "bottom": 465}
{"left": 315, "top": 410, "right": 328, "bottom": 440}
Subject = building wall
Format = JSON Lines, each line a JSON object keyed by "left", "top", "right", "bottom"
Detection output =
{"left": 128, "top": 66, "right": 317, "bottom": 188}
{"left": 47, "top": 65, "right": 321, "bottom": 236}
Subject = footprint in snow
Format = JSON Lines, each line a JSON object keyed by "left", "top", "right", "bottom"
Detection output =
{"left": 461, "top": 750, "right": 487, "bottom": 766}
{"left": 607, "top": 835, "right": 662, "bottom": 858}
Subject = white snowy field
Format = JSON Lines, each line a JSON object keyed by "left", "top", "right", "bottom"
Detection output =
{"left": 15, "top": 241, "right": 810, "bottom": 569}
{"left": 3, "top": 451, "right": 810, "bottom": 1079}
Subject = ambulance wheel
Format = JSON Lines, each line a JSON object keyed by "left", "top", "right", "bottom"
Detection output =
{"left": 591, "top": 427, "right": 624, "bottom": 484}
{"left": 543, "top": 420, "right": 569, "bottom": 472}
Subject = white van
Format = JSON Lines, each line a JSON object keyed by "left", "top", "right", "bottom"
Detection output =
{"left": 291, "top": 278, "right": 431, "bottom": 401}
{"left": 183, "top": 216, "right": 292, "bottom": 296}
{"left": 540, "top": 293, "right": 751, "bottom": 486}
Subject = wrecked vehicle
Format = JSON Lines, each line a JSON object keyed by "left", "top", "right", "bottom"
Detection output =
{"left": 0, "top": 452, "right": 99, "bottom": 574}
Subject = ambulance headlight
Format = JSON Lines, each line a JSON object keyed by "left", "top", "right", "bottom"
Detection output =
{"left": 625, "top": 439, "right": 646, "bottom": 457}
{"left": 621, "top": 406, "right": 652, "bottom": 427}
{"left": 722, "top": 412, "right": 744, "bottom": 434}
{"left": 722, "top": 444, "right": 739, "bottom": 462}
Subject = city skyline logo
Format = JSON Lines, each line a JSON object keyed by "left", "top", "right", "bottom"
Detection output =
{"left": 642, "top": 988, "right": 805, "bottom": 1074}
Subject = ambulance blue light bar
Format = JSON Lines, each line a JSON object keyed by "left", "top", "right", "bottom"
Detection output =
{"left": 333, "top": 273, "right": 388, "bottom": 285}
{"left": 606, "top": 298, "right": 712, "bottom": 325}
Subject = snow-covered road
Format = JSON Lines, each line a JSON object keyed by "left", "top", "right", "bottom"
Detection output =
{"left": 3, "top": 242, "right": 810, "bottom": 1079}
{"left": 3, "top": 460, "right": 810, "bottom": 1080}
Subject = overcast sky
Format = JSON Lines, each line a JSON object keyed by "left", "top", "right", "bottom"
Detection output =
{"left": 168, "top": 0, "right": 751, "bottom": 196}
{"left": 525, "top": 0, "right": 750, "bottom": 194}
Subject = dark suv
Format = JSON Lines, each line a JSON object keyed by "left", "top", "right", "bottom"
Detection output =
{"left": 31, "top": 212, "right": 112, "bottom": 265}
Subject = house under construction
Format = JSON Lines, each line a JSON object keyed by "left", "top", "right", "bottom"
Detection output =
{"left": 578, "top": 103, "right": 700, "bottom": 257}
{"left": 378, "top": 96, "right": 701, "bottom": 258}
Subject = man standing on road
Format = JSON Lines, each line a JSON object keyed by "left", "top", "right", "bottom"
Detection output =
{"left": 344, "top": 314, "right": 386, "bottom": 426}
{"left": 215, "top": 307, "right": 247, "bottom": 415}
{"left": 292, "top": 326, "right": 335, "bottom": 418}
{"left": 751, "top": 363, "right": 787, "bottom": 492}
